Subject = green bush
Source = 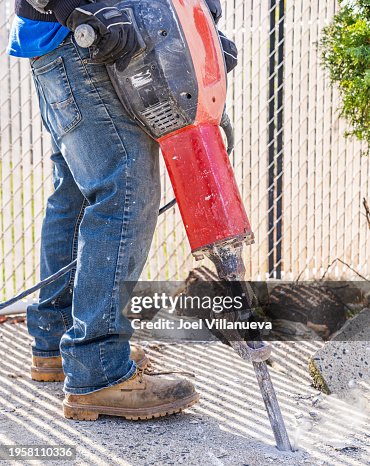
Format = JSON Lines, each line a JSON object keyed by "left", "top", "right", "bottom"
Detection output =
{"left": 321, "top": 0, "right": 370, "bottom": 154}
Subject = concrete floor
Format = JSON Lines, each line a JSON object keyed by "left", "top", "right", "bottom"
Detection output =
{"left": 0, "top": 322, "right": 369, "bottom": 466}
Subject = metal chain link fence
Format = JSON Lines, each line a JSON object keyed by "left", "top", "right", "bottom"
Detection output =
{"left": 1, "top": 0, "right": 370, "bottom": 301}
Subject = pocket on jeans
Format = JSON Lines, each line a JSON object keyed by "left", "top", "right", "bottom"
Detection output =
{"left": 33, "top": 56, "right": 81, "bottom": 136}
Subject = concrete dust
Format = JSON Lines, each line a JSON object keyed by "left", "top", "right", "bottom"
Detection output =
{"left": 291, "top": 388, "right": 369, "bottom": 452}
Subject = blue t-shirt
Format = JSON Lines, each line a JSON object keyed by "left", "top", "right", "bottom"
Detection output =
{"left": 7, "top": 15, "right": 70, "bottom": 58}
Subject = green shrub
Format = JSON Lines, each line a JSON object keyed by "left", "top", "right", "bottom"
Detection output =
{"left": 321, "top": 0, "right": 370, "bottom": 154}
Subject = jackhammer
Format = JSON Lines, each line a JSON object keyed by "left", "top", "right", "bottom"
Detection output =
{"left": 74, "top": 0, "right": 292, "bottom": 450}
{"left": 1, "top": 0, "right": 292, "bottom": 451}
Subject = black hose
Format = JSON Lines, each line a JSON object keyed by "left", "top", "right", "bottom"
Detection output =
{"left": 0, "top": 260, "right": 77, "bottom": 311}
{"left": 220, "top": 111, "right": 235, "bottom": 155}
{"left": 158, "top": 197, "right": 177, "bottom": 215}
{"left": 0, "top": 115, "right": 235, "bottom": 311}
{"left": 0, "top": 200, "right": 175, "bottom": 311}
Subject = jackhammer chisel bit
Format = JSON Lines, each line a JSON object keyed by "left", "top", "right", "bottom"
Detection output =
{"left": 205, "top": 243, "right": 292, "bottom": 451}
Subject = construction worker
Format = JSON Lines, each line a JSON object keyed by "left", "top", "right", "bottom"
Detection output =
{"left": 7, "top": 0, "right": 237, "bottom": 420}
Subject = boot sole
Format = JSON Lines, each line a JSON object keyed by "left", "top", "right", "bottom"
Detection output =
{"left": 63, "top": 392, "right": 200, "bottom": 421}
{"left": 31, "top": 367, "right": 65, "bottom": 382}
{"left": 31, "top": 356, "right": 150, "bottom": 383}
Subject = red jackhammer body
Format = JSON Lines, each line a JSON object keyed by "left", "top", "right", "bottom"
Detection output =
{"left": 157, "top": 0, "right": 253, "bottom": 254}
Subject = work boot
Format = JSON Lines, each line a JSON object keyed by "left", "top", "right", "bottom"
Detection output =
{"left": 31, "top": 356, "right": 64, "bottom": 382}
{"left": 31, "top": 344, "right": 150, "bottom": 382}
{"left": 63, "top": 369, "right": 199, "bottom": 421}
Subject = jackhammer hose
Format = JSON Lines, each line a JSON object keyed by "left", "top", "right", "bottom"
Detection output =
{"left": 0, "top": 198, "right": 176, "bottom": 310}
{"left": 0, "top": 196, "right": 173, "bottom": 311}
{"left": 0, "top": 260, "right": 78, "bottom": 311}
{"left": 0, "top": 116, "right": 235, "bottom": 311}
{"left": 220, "top": 111, "right": 235, "bottom": 155}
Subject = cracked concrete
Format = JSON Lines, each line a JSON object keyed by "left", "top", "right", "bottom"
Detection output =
{"left": 309, "top": 309, "right": 370, "bottom": 395}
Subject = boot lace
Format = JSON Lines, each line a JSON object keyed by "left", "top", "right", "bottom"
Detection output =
{"left": 144, "top": 367, "right": 195, "bottom": 377}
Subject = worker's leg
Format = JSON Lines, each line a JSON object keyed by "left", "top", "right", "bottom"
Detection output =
{"left": 27, "top": 140, "right": 87, "bottom": 357}
{"left": 28, "top": 140, "right": 149, "bottom": 379}
{"left": 30, "top": 35, "right": 161, "bottom": 394}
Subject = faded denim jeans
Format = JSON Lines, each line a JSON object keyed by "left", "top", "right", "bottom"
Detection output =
{"left": 27, "top": 34, "right": 160, "bottom": 395}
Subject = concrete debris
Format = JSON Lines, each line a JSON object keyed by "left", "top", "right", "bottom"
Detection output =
{"left": 268, "top": 319, "right": 323, "bottom": 341}
{"left": 309, "top": 308, "right": 370, "bottom": 395}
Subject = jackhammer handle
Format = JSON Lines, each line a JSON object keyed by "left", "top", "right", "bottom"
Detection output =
{"left": 74, "top": 8, "right": 146, "bottom": 54}
{"left": 75, "top": 24, "right": 96, "bottom": 48}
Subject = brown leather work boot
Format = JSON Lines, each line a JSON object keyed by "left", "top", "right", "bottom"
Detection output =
{"left": 31, "top": 356, "right": 64, "bottom": 382}
{"left": 63, "top": 369, "right": 199, "bottom": 421}
{"left": 31, "top": 344, "right": 150, "bottom": 382}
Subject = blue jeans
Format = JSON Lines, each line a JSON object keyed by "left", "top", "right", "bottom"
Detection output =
{"left": 28, "top": 34, "right": 160, "bottom": 394}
